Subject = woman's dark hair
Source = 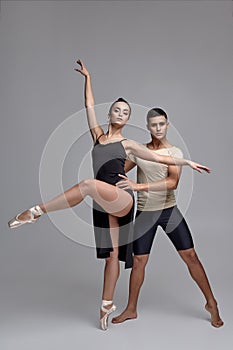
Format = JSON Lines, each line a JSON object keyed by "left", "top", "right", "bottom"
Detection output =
{"left": 109, "top": 97, "right": 131, "bottom": 117}
{"left": 146, "top": 108, "right": 168, "bottom": 123}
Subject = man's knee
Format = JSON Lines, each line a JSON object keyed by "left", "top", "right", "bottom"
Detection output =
{"left": 179, "top": 248, "right": 199, "bottom": 265}
{"left": 133, "top": 254, "right": 149, "bottom": 269}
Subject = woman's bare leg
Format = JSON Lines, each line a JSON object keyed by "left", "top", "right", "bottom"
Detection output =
{"left": 100, "top": 215, "right": 120, "bottom": 319}
{"left": 17, "top": 179, "right": 133, "bottom": 220}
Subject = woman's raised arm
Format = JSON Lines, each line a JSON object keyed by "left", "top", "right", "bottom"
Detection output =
{"left": 123, "top": 140, "right": 211, "bottom": 174}
{"left": 75, "top": 59, "right": 104, "bottom": 142}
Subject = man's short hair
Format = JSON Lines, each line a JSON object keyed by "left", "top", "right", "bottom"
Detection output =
{"left": 147, "top": 108, "right": 168, "bottom": 123}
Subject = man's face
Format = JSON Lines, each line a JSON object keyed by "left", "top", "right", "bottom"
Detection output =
{"left": 147, "top": 115, "right": 169, "bottom": 140}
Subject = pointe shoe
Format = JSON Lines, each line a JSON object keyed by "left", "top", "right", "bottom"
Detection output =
{"left": 100, "top": 300, "right": 116, "bottom": 331}
{"left": 8, "top": 205, "right": 44, "bottom": 229}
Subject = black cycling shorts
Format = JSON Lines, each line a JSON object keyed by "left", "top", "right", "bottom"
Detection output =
{"left": 133, "top": 206, "right": 194, "bottom": 255}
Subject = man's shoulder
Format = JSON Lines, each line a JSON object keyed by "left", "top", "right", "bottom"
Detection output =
{"left": 168, "top": 146, "right": 183, "bottom": 159}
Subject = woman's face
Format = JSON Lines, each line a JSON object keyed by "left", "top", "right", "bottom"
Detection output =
{"left": 108, "top": 102, "right": 130, "bottom": 127}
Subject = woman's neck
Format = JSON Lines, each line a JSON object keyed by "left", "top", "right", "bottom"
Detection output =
{"left": 105, "top": 125, "right": 123, "bottom": 139}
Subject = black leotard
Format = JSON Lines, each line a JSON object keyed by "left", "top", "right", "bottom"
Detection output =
{"left": 91, "top": 136, "right": 134, "bottom": 269}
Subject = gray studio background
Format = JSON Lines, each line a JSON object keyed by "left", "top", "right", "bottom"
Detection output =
{"left": 1, "top": 1, "right": 232, "bottom": 349}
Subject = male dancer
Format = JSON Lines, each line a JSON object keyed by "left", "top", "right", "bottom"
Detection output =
{"left": 113, "top": 108, "right": 223, "bottom": 328}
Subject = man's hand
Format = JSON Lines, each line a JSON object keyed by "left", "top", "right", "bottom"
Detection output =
{"left": 116, "top": 174, "right": 139, "bottom": 191}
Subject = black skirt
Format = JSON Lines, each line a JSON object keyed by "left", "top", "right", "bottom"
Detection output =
{"left": 92, "top": 189, "right": 134, "bottom": 269}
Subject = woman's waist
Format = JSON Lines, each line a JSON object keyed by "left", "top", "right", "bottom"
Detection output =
{"left": 95, "top": 172, "right": 126, "bottom": 185}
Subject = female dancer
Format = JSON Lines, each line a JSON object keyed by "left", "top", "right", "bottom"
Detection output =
{"left": 8, "top": 60, "right": 210, "bottom": 330}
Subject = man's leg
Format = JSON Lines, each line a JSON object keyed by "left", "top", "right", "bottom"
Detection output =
{"left": 165, "top": 206, "right": 223, "bottom": 328}
{"left": 112, "top": 254, "right": 149, "bottom": 323}
{"left": 178, "top": 248, "right": 223, "bottom": 328}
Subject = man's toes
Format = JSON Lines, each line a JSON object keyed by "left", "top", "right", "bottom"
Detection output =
{"left": 112, "top": 316, "right": 122, "bottom": 324}
{"left": 212, "top": 320, "right": 224, "bottom": 328}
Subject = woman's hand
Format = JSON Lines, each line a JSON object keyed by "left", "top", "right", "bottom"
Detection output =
{"left": 116, "top": 174, "right": 139, "bottom": 191}
{"left": 74, "top": 59, "right": 90, "bottom": 77}
{"left": 187, "top": 160, "right": 211, "bottom": 174}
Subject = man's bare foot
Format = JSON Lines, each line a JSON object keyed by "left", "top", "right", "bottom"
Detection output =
{"left": 205, "top": 302, "right": 224, "bottom": 328}
{"left": 112, "top": 309, "right": 137, "bottom": 324}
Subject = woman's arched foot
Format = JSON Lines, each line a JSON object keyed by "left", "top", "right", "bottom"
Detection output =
{"left": 8, "top": 205, "right": 44, "bottom": 229}
{"left": 205, "top": 302, "right": 224, "bottom": 328}
{"left": 100, "top": 301, "right": 116, "bottom": 331}
{"left": 111, "top": 309, "right": 137, "bottom": 324}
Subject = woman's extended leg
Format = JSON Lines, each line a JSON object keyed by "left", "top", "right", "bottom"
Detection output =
{"left": 15, "top": 178, "right": 133, "bottom": 222}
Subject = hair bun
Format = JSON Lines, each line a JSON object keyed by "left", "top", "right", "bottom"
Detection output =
{"left": 117, "top": 97, "right": 127, "bottom": 103}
